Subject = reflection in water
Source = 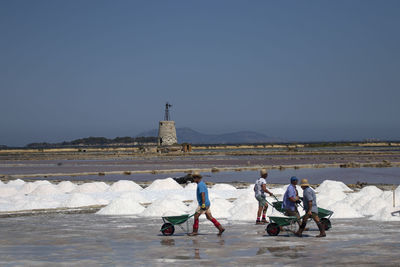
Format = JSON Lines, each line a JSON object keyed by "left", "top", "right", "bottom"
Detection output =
{"left": 192, "top": 239, "right": 200, "bottom": 259}
{"left": 257, "top": 246, "right": 306, "bottom": 259}
{"left": 160, "top": 238, "right": 175, "bottom": 246}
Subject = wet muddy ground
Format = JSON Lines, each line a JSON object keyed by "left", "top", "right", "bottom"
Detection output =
{"left": 0, "top": 214, "right": 399, "bottom": 266}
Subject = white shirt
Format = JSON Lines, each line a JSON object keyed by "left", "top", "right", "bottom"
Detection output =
{"left": 254, "top": 177, "right": 267, "bottom": 197}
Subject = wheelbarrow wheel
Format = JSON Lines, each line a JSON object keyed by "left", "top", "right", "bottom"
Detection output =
{"left": 320, "top": 218, "right": 331, "bottom": 231}
{"left": 266, "top": 223, "right": 280, "bottom": 236}
{"left": 161, "top": 223, "right": 175, "bottom": 236}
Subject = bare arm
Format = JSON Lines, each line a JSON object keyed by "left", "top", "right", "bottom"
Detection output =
{"left": 201, "top": 192, "right": 205, "bottom": 206}
{"left": 262, "top": 184, "right": 274, "bottom": 196}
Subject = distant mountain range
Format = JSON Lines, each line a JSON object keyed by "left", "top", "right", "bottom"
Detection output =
{"left": 137, "top": 127, "right": 281, "bottom": 144}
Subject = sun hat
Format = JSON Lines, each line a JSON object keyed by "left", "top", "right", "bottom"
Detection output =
{"left": 192, "top": 171, "right": 202, "bottom": 178}
{"left": 300, "top": 178, "right": 310, "bottom": 186}
{"left": 260, "top": 169, "right": 268, "bottom": 176}
{"left": 290, "top": 176, "right": 298, "bottom": 183}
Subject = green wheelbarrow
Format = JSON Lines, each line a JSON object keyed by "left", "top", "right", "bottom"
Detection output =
{"left": 271, "top": 200, "right": 333, "bottom": 230}
{"left": 266, "top": 216, "right": 299, "bottom": 236}
{"left": 267, "top": 198, "right": 334, "bottom": 236}
{"left": 160, "top": 213, "right": 195, "bottom": 236}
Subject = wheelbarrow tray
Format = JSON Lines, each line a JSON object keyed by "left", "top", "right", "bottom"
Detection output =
{"left": 162, "top": 214, "right": 192, "bottom": 225}
{"left": 318, "top": 207, "right": 333, "bottom": 218}
{"left": 269, "top": 216, "right": 299, "bottom": 227}
{"left": 273, "top": 201, "right": 333, "bottom": 219}
{"left": 272, "top": 201, "right": 286, "bottom": 213}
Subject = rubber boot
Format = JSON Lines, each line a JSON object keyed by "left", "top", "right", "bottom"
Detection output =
{"left": 316, "top": 223, "right": 326, "bottom": 238}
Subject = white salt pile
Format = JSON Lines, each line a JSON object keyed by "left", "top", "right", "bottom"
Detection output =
{"left": 107, "top": 180, "right": 142, "bottom": 192}
{"left": 184, "top": 183, "right": 197, "bottom": 190}
{"left": 316, "top": 180, "right": 352, "bottom": 193}
{"left": 72, "top": 182, "right": 109, "bottom": 194}
{"left": 141, "top": 199, "right": 188, "bottom": 217}
{"left": 0, "top": 178, "right": 398, "bottom": 222}
{"left": 144, "top": 178, "right": 183, "bottom": 191}
{"left": 211, "top": 184, "right": 237, "bottom": 191}
{"left": 0, "top": 186, "right": 19, "bottom": 197}
{"left": 97, "top": 195, "right": 145, "bottom": 215}
{"left": 29, "top": 184, "right": 62, "bottom": 196}
{"left": 20, "top": 183, "right": 39, "bottom": 195}
{"left": 7, "top": 179, "right": 26, "bottom": 187}
{"left": 209, "top": 198, "right": 234, "bottom": 218}
{"left": 64, "top": 193, "right": 99, "bottom": 208}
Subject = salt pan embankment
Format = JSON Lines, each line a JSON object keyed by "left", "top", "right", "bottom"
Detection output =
{"left": 0, "top": 178, "right": 399, "bottom": 221}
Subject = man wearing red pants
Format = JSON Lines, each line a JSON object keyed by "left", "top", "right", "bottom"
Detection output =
{"left": 188, "top": 171, "right": 225, "bottom": 236}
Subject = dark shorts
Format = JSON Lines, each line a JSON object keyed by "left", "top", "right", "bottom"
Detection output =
{"left": 302, "top": 212, "right": 320, "bottom": 224}
{"left": 284, "top": 209, "right": 300, "bottom": 220}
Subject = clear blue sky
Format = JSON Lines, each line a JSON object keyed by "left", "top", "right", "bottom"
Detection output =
{"left": 1, "top": 0, "right": 399, "bottom": 146}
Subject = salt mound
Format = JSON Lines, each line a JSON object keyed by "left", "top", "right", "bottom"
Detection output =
{"left": 370, "top": 206, "right": 400, "bottom": 221}
{"left": 246, "top": 184, "right": 254, "bottom": 191}
{"left": 141, "top": 199, "right": 188, "bottom": 217}
{"left": 211, "top": 184, "right": 237, "bottom": 191}
{"left": 316, "top": 180, "right": 352, "bottom": 193}
{"left": 17, "top": 198, "right": 60, "bottom": 211}
{"left": 108, "top": 180, "right": 142, "bottom": 192}
{"left": 184, "top": 183, "right": 197, "bottom": 190}
{"left": 19, "top": 183, "right": 39, "bottom": 195}
{"left": 33, "top": 180, "right": 52, "bottom": 186}
{"left": 20, "top": 181, "right": 53, "bottom": 194}
{"left": 97, "top": 196, "right": 145, "bottom": 215}
{"left": 144, "top": 178, "right": 183, "bottom": 191}
{"left": 160, "top": 193, "right": 190, "bottom": 202}
{"left": 209, "top": 198, "right": 234, "bottom": 218}
{"left": 7, "top": 179, "right": 25, "bottom": 187}
{"left": 360, "top": 196, "right": 390, "bottom": 216}
{"left": 118, "top": 192, "right": 150, "bottom": 203}
{"left": 317, "top": 190, "right": 347, "bottom": 208}
{"left": 358, "top": 186, "right": 382, "bottom": 197}
{"left": 29, "top": 184, "right": 62, "bottom": 196}
{"left": 270, "top": 187, "right": 286, "bottom": 196}
{"left": 72, "top": 182, "right": 109, "bottom": 194}
{"left": 381, "top": 191, "right": 399, "bottom": 206}
{"left": 64, "top": 193, "right": 99, "bottom": 208}
{"left": 0, "top": 187, "right": 19, "bottom": 197}
{"left": 229, "top": 201, "right": 258, "bottom": 221}
{"left": 327, "top": 201, "right": 363, "bottom": 218}
{"left": 234, "top": 190, "right": 256, "bottom": 203}
{"left": 57, "top": 181, "right": 77, "bottom": 193}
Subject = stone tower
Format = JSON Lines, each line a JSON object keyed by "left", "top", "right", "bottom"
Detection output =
{"left": 158, "top": 102, "right": 178, "bottom": 146}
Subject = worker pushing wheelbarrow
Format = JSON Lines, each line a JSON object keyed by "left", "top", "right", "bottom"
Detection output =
{"left": 266, "top": 178, "right": 333, "bottom": 237}
{"left": 161, "top": 171, "right": 225, "bottom": 236}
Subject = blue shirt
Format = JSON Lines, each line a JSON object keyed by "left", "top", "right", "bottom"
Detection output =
{"left": 282, "top": 184, "right": 297, "bottom": 211}
{"left": 196, "top": 181, "right": 211, "bottom": 207}
{"left": 303, "top": 187, "right": 318, "bottom": 213}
